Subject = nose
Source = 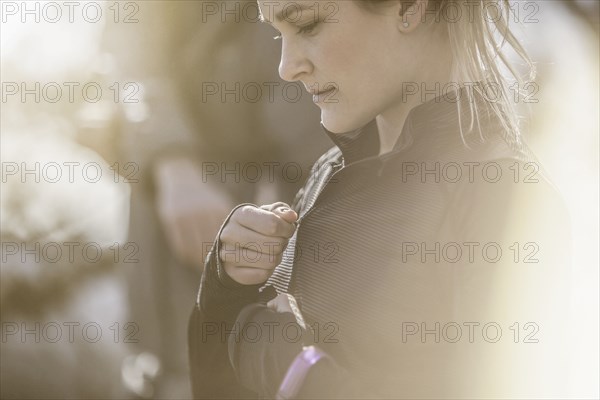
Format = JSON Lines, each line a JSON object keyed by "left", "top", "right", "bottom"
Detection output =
{"left": 278, "top": 38, "right": 312, "bottom": 82}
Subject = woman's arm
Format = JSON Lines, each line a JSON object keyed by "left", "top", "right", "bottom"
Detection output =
{"left": 188, "top": 242, "right": 263, "bottom": 399}
{"left": 228, "top": 300, "right": 354, "bottom": 399}
{"left": 443, "top": 157, "right": 572, "bottom": 397}
{"left": 188, "top": 149, "right": 345, "bottom": 398}
{"left": 227, "top": 304, "right": 307, "bottom": 398}
{"left": 188, "top": 204, "right": 264, "bottom": 399}
{"left": 188, "top": 202, "right": 298, "bottom": 398}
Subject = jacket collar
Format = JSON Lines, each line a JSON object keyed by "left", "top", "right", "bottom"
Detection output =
{"left": 320, "top": 88, "right": 514, "bottom": 165}
{"left": 321, "top": 119, "right": 380, "bottom": 165}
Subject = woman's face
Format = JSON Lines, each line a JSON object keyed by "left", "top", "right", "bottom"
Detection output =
{"left": 258, "top": 0, "right": 422, "bottom": 134}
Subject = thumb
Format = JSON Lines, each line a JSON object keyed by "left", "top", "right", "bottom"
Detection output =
{"left": 271, "top": 205, "right": 298, "bottom": 224}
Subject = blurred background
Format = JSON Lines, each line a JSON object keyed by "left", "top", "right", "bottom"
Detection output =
{"left": 0, "top": 1, "right": 598, "bottom": 399}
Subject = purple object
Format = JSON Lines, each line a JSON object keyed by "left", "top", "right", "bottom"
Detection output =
{"left": 276, "top": 345, "right": 329, "bottom": 400}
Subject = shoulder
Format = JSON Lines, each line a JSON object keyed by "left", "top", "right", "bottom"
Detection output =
{"left": 397, "top": 128, "right": 571, "bottom": 248}
{"left": 442, "top": 150, "right": 571, "bottom": 258}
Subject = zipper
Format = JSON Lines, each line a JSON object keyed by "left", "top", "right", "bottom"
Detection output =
{"left": 294, "top": 160, "right": 344, "bottom": 228}
{"left": 295, "top": 149, "right": 392, "bottom": 226}
{"left": 288, "top": 159, "right": 343, "bottom": 303}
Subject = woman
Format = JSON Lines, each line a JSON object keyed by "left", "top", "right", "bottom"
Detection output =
{"left": 189, "top": 0, "right": 570, "bottom": 398}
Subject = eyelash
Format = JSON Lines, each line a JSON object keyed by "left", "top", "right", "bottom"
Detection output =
{"left": 297, "top": 21, "right": 319, "bottom": 35}
{"left": 272, "top": 21, "right": 319, "bottom": 41}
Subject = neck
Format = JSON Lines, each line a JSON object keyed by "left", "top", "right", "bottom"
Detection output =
{"left": 377, "top": 36, "right": 452, "bottom": 155}
{"left": 375, "top": 99, "right": 416, "bottom": 156}
{"left": 377, "top": 72, "right": 455, "bottom": 155}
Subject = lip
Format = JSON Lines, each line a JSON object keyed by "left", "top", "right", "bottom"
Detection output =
{"left": 311, "top": 87, "right": 336, "bottom": 103}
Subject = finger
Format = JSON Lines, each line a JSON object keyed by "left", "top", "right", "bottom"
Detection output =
{"left": 271, "top": 206, "right": 298, "bottom": 224}
{"left": 220, "top": 246, "right": 283, "bottom": 270}
{"left": 268, "top": 299, "right": 285, "bottom": 313}
{"left": 267, "top": 294, "right": 291, "bottom": 313}
{"left": 224, "top": 266, "right": 272, "bottom": 285}
{"left": 260, "top": 202, "right": 290, "bottom": 212}
{"left": 260, "top": 202, "right": 298, "bottom": 223}
{"left": 220, "top": 223, "right": 288, "bottom": 254}
{"left": 232, "top": 206, "right": 296, "bottom": 238}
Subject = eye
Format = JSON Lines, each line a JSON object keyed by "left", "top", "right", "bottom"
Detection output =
{"left": 297, "top": 20, "right": 319, "bottom": 35}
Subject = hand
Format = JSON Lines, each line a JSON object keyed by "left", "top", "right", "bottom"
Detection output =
{"left": 155, "top": 157, "right": 233, "bottom": 271}
{"left": 267, "top": 293, "right": 294, "bottom": 314}
{"left": 219, "top": 202, "right": 298, "bottom": 285}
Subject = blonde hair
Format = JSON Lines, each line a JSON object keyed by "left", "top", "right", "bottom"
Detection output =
{"left": 360, "top": 0, "right": 536, "bottom": 150}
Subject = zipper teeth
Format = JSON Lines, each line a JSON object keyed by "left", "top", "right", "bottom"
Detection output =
{"left": 287, "top": 160, "right": 342, "bottom": 297}
{"left": 296, "top": 161, "right": 343, "bottom": 226}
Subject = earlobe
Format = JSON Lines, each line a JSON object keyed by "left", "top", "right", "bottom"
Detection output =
{"left": 398, "top": 0, "right": 428, "bottom": 33}
{"left": 398, "top": 9, "right": 418, "bottom": 33}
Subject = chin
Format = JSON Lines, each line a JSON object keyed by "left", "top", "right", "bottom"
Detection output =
{"left": 321, "top": 105, "right": 360, "bottom": 134}
{"left": 320, "top": 109, "right": 369, "bottom": 134}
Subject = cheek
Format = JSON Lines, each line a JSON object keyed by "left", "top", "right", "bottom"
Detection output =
{"left": 315, "top": 36, "right": 355, "bottom": 85}
{"left": 351, "top": 36, "right": 407, "bottom": 109}
{"left": 339, "top": 30, "right": 394, "bottom": 94}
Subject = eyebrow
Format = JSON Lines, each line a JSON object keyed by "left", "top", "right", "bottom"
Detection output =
{"left": 259, "top": 4, "right": 315, "bottom": 24}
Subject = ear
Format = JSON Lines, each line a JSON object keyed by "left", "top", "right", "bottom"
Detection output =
{"left": 397, "top": 0, "right": 430, "bottom": 33}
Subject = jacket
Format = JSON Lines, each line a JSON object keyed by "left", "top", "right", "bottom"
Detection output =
{"left": 189, "top": 92, "right": 571, "bottom": 399}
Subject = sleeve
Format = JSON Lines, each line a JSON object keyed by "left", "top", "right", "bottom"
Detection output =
{"left": 444, "top": 158, "right": 572, "bottom": 397}
{"left": 227, "top": 305, "right": 308, "bottom": 398}
{"left": 188, "top": 204, "right": 263, "bottom": 399}
{"left": 188, "top": 202, "right": 339, "bottom": 399}
{"left": 189, "top": 152, "right": 348, "bottom": 398}
{"left": 219, "top": 151, "right": 348, "bottom": 397}
{"left": 228, "top": 304, "right": 354, "bottom": 399}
